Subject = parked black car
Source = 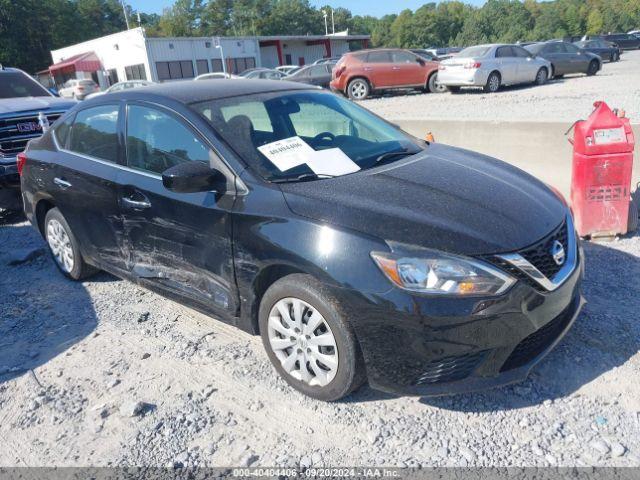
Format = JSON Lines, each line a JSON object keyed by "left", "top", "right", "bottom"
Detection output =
{"left": 574, "top": 39, "right": 621, "bottom": 62}
{"left": 285, "top": 63, "right": 336, "bottom": 88}
{"left": 20, "top": 80, "right": 584, "bottom": 401}
{"left": 525, "top": 41, "right": 602, "bottom": 77}
{"left": 603, "top": 33, "right": 640, "bottom": 50}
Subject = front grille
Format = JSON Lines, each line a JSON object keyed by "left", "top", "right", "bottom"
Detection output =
{"left": 0, "top": 111, "right": 63, "bottom": 157}
{"left": 500, "top": 303, "right": 574, "bottom": 372}
{"left": 414, "top": 350, "right": 487, "bottom": 385}
{"left": 519, "top": 220, "right": 568, "bottom": 280}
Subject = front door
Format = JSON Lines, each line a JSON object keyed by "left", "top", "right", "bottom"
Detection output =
{"left": 52, "top": 103, "right": 129, "bottom": 272}
{"left": 118, "top": 101, "right": 238, "bottom": 319}
{"left": 389, "top": 50, "right": 425, "bottom": 86}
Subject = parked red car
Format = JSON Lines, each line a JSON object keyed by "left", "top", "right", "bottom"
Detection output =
{"left": 330, "top": 49, "right": 440, "bottom": 100}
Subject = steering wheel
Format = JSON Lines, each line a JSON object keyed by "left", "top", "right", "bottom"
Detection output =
{"left": 312, "top": 132, "right": 336, "bottom": 144}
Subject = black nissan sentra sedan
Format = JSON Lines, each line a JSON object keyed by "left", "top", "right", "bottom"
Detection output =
{"left": 19, "top": 80, "right": 584, "bottom": 401}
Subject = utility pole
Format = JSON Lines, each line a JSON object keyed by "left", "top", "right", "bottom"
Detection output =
{"left": 331, "top": 9, "right": 335, "bottom": 35}
{"left": 322, "top": 10, "right": 328, "bottom": 36}
{"left": 214, "top": 37, "right": 227, "bottom": 75}
{"left": 121, "top": 0, "right": 130, "bottom": 29}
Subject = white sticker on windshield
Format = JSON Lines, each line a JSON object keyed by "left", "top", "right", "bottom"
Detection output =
{"left": 257, "top": 136, "right": 315, "bottom": 171}
{"left": 306, "top": 148, "right": 360, "bottom": 176}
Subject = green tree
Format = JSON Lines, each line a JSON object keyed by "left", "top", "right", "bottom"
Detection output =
{"left": 586, "top": 8, "right": 604, "bottom": 34}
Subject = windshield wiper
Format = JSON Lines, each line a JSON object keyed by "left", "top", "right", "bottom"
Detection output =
{"left": 270, "top": 173, "right": 335, "bottom": 184}
{"left": 374, "top": 148, "right": 420, "bottom": 165}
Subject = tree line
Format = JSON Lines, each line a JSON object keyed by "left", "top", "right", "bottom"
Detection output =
{"left": 2, "top": 0, "right": 639, "bottom": 74}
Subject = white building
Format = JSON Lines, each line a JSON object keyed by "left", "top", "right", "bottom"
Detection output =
{"left": 48, "top": 28, "right": 369, "bottom": 89}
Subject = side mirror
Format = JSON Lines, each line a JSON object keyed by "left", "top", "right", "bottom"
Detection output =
{"left": 162, "top": 161, "right": 227, "bottom": 194}
{"left": 48, "top": 88, "right": 59, "bottom": 97}
{"left": 416, "top": 58, "right": 426, "bottom": 66}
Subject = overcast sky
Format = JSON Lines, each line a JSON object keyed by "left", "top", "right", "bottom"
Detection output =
{"left": 128, "top": 0, "right": 486, "bottom": 17}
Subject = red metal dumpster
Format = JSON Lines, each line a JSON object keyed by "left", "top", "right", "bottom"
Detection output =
{"left": 570, "top": 101, "right": 635, "bottom": 237}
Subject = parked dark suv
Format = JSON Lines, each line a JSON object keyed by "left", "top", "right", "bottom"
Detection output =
{"left": 0, "top": 66, "right": 76, "bottom": 210}
{"left": 20, "top": 80, "right": 584, "bottom": 401}
{"left": 603, "top": 33, "right": 640, "bottom": 50}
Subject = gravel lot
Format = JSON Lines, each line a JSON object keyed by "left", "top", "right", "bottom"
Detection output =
{"left": 1, "top": 208, "right": 639, "bottom": 468}
{"left": 363, "top": 50, "right": 640, "bottom": 123}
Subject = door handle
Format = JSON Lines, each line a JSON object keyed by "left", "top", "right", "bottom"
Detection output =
{"left": 392, "top": 66, "right": 401, "bottom": 70}
{"left": 53, "top": 177, "right": 72, "bottom": 189}
{"left": 121, "top": 196, "right": 151, "bottom": 210}
{"left": 364, "top": 67, "right": 373, "bottom": 71}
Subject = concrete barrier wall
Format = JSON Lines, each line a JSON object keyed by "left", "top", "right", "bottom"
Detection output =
{"left": 395, "top": 120, "right": 640, "bottom": 198}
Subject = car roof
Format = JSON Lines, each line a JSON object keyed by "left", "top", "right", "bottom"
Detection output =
{"left": 106, "top": 79, "right": 316, "bottom": 104}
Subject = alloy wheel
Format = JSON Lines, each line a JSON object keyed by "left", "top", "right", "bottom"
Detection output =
{"left": 536, "top": 68, "right": 547, "bottom": 85}
{"left": 267, "top": 297, "right": 338, "bottom": 387}
{"left": 488, "top": 73, "right": 500, "bottom": 92}
{"left": 47, "top": 218, "right": 75, "bottom": 273}
{"left": 349, "top": 80, "right": 368, "bottom": 100}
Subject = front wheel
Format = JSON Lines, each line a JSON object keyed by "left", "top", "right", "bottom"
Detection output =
{"left": 347, "top": 78, "right": 370, "bottom": 100}
{"left": 534, "top": 67, "right": 548, "bottom": 85}
{"left": 587, "top": 60, "right": 599, "bottom": 76}
{"left": 44, "top": 208, "right": 97, "bottom": 280}
{"left": 483, "top": 72, "right": 501, "bottom": 93}
{"left": 259, "top": 274, "right": 366, "bottom": 401}
{"left": 427, "top": 73, "right": 446, "bottom": 93}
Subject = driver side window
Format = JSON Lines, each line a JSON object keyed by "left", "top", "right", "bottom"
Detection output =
{"left": 69, "top": 104, "right": 119, "bottom": 162}
{"left": 126, "top": 104, "right": 212, "bottom": 175}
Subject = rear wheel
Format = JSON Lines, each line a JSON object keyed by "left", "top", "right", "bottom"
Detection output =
{"left": 347, "top": 78, "right": 370, "bottom": 100}
{"left": 535, "top": 67, "right": 548, "bottom": 85}
{"left": 259, "top": 274, "right": 366, "bottom": 401}
{"left": 44, "top": 208, "right": 97, "bottom": 280}
{"left": 484, "top": 72, "right": 501, "bottom": 93}
{"left": 587, "top": 60, "right": 599, "bottom": 76}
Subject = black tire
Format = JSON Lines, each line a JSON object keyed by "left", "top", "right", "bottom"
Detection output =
{"left": 44, "top": 207, "right": 97, "bottom": 280}
{"left": 587, "top": 60, "right": 599, "bottom": 76}
{"left": 446, "top": 86, "right": 461, "bottom": 93}
{"left": 426, "top": 73, "right": 446, "bottom": 93}
{"left": 346, "top": 78, "right": 370, "bottom": 100}
{"left": 483, "top": 71, "right": 501, "bottom": 93}
{"left": 258, "top": 274, "right": 366, "bottom": 401}
{"left": 534, "top": 67, "right": 548, "bottom": 85}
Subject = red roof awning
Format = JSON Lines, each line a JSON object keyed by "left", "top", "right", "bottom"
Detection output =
{"left": 49, "top": 52, "right": 102, "bottom": 74}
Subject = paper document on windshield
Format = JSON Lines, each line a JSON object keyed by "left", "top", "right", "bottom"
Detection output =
{"left": 306, "top": 148, "right": 360, "bottom": 176}
{"left": 258, "top": 137, "right": 360, "bottom": 176}
{"left": 257, "top": 136, "right": 315, "bottom": 171}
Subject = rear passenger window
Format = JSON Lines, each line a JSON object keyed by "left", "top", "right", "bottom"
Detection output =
{"left": 69, "top": 105, "right": 119, "bottom": 162}
{"left": 495, "top": 47, "right": 514, "bottom": 58}
{"left": 126, "top": 104, "right": 211, "bottom": 175}
{"left": 366, "top": 51, "right": 391, "bottom": 63}
{"left": 391, "top": 51, "right": 416, "bottom": 63}
{"left": 53, "top": 114, "right": 74, "bottom": 148}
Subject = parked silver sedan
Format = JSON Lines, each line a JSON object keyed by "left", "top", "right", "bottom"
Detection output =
{"left": 437, "top": 44, "right": 552, "bottom": 93}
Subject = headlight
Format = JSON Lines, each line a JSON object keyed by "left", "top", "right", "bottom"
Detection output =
{"left": 371, "top": 250, "right": 515, "bottom": 296}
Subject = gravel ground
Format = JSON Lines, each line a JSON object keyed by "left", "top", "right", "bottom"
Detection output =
{"left": 1, "top": 209, "right": 639, "bottom": 468}
{"left": 362, "top": 50, "right": 640, "bottom": 123}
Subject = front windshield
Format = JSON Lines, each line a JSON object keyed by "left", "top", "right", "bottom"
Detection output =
{"left": 0, "top": 71, "right": 51, "bottom": 99}
{"left": 191, "top": 90, "right": 423, "bottom": 181}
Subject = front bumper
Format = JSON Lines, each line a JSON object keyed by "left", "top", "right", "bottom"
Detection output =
{"left": 337, "top": 248, "right": 584, "bottom": 396}
{"left": 0, "top": 157, "right": 21, "bottom": 210}
{"left": 437, "top": 68, "right": 489, "bottom": 87}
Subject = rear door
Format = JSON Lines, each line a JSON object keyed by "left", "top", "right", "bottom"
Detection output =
{"left": 363, "top": 50, "right": 393, "bottom": 88}
{"left": 118, "top": 101, "right": 238, "bottom": 319}
{"left": 52, "top": 103, "right": 129, "bottom": 271}
{"left": 543, "top": 43, "right": 568, "bottom": 74}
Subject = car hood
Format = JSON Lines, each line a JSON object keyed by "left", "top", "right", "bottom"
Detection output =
{"left": 279, "top": 143, "right": 566, "bottom": 256}
{"left": 0, "top": 96, "right": 77, "bottom": 115}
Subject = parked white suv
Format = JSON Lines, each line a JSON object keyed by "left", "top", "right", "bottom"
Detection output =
{"left": 58, "top": 79, "right": 98, "bottom": 100}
